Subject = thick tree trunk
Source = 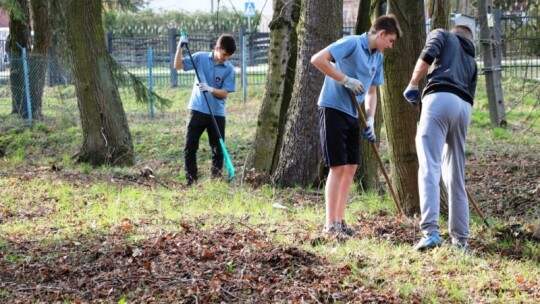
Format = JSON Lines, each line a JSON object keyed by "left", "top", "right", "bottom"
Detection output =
{"left": 65, "top": 0, "right": 134, "bottom": 166}
{"left": 9, "top": 0, "right": 32, "bottom": 118}
{"left": 48, "top": 0, "right": 71, "bottom": 86}
{"left": 455, "top": 0, "right": 472, "bottom": 15}
{"left": 382, "top": 0, "right": 426, "bottom": 216}
{"left": 429, "top": 0, "right": 451, "bottom": 30}
{"left": 354, "top": 0, "right": 382, "bottom": 192}
{"left": 271, "top": 0, "right": 342, "bottom": 187}
{"left": 27, "top": 0, "right": 50, "bottom": 119}
{"left": 354, "top": 0, "right": 372, "bottom": 36}
{"left": 243, "top": 0, "right": 300, "bottom": 182}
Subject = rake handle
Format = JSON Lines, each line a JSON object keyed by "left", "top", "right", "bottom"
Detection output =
{"left": 348, "top": 91, "right": 403, "bottom": 218}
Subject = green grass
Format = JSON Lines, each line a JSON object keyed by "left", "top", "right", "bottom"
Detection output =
{"left": 0, "top": 77, "right": 539, "bottom": 302}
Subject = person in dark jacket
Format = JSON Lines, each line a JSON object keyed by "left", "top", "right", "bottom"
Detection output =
{"left": 403, "top": 25, "right": 478, "bottom": 251}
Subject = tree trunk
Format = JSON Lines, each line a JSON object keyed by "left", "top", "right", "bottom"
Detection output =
{"left": 27, "top": 0, "right": 50, "bottom": 119}
{"left": 382, "top": 0, "right": 426, "bottom": 216}
{"left": 455, "top": 0, "right": 472, "bottom": 15}
{"left": 271, "top": 0, "right": 342, "bottom": 187}
{"left": 354, "top": 0, "right": 382, "bottom": 192}
{"left": 48, "top": 0, "right": 71, "bottom": 86}
{"left": 428, "top": 0, "right": 451, "bottom": 30}
{"left": 9, "top": 0, "right": 32, "bottom": 118}
{"left": 243, "top": 0, "right": 300, "bottom": 182}
{"left": 354, "top": 0, "right": 372, "bottom": 36}
{"left": 65, "top": 0, "right": 134, "bottom": 166}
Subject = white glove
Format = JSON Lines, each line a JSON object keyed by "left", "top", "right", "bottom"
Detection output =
{"left": 177, "top": 36, "right": 189, "bottom": 49}
{"left": 363, "top": 117, "right": 376, "bottom": 143}
{"left": 341, "top": 75, "right": 364, "bottom": 95}
{"left": 199, "top": 82, "right": 214, "bottom": 93}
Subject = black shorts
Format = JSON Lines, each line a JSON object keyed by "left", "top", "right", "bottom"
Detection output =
{"left": 318, "top": 107, "right": 360, "bottom": 167}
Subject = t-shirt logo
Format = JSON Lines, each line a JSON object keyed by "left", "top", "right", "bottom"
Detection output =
{"left": 215, "top": 76, "right": 222, "bottom": 84}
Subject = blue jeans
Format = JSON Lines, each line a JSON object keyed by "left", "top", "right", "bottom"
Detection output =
{"left": 184, "top": 110, "right": 226, "bottom": 182}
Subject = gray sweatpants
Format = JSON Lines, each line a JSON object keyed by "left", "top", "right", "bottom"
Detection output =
{"left": 416, "top": 92, "right": 472, "bottom": 244}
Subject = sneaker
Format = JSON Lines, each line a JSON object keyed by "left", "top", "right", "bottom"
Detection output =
{"left": 322, "top": 222, "right": 340, "bottom": 235}
{"left": 341, "top": 220, "right": 357, "bottom": 237}
{"left": 186, "top": 178, "right": 197, "bottom": 187}
{"left": 322, "top": 222, "right": 350, "bottom": 240}
{"left": 451, "top": 242, "right": 470, "bottom": 253}
{"left": 211, "top": 169, "right": 222, "bottom": 179}
{"left": 414, "top": 232, "right": 442, "bottom": 251}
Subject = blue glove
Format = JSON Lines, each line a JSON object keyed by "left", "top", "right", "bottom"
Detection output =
{"left": 403, "top": 84, "right": 420, "bottom": 107}
{"left": 178, "top": 36, "right": 189, "bottom": 49}
{"left": 363, "top": 117, "right": 376, "bottom": 143}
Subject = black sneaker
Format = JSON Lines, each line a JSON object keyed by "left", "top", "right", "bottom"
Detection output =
{"left": 186, "top": 178, "right": 197, "bottom": 187}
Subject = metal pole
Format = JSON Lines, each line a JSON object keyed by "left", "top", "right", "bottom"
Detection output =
{"left": 148, "top": 46, "right": 154, "bottom": 119}
{"left": 478, "top": 0, "right": 507, "bottom": 127}
{"left": 169, "top": 28, "right": 178, "bottom": 88}
{"left": 242, "top": 33, "right": 247, "bottom": 103}
{"left": 16, "top": 42, "right": 32, "bottom": 127}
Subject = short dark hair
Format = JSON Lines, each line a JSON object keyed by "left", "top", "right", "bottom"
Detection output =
{"left": 217, "top": 34, "right": 236, "bottom": 55}
{"left": 369, "top": 14, "right": 402, "bottom": 39}
{"left": 452, "top": 25, "right": 474, "bottom": 41}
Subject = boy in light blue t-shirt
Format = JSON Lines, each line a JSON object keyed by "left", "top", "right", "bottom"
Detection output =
{"left": 174, "top": 34, "right": 236, "bottom": 186}
{"left": 311, "top": 15, "right": 402, "bottom": 237}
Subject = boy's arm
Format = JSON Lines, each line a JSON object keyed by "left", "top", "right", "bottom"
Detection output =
{"left": 364, "top": 85, "right": 378, "bottom": 119}
{"left": 199, "top": 68, "right": 234, "bottom": 99}
{"left": 205, "top": 87, "right": 229, "bottom": 99}
{"left": 173, "top": 47, "right": 184, "bottom": 70}
{"left": 408, "top": 58, "right": 430, "bottom": 86}
{"left": 310, "top": 48, "right": 347, "bottom": 83}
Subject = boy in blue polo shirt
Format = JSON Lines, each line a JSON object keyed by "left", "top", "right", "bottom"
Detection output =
{"left": 311, "top": 15, "right": 402, "bottom": 237}
{"left": 174, "top": 34, "right": 236, "bottom": 186}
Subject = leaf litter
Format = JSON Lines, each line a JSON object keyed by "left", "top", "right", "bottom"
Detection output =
{"left": 0, "top": 222, "right": 401, "bottom": 303}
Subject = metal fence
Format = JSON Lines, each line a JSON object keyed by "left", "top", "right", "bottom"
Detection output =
{"left": 105, "top": 28, "right": 270, "bottom": 88}
{"left": 2, "top": 15, "right": 539, "bottom": 90}
{"left": 2, "top": 15, "right": 540, "bottom": 126}
{"left": 499, "top": 14, "right": 540, "bottom": 80}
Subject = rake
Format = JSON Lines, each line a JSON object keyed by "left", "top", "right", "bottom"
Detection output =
{"left": 347, "top": 90, "right": 404, "bottom": 219}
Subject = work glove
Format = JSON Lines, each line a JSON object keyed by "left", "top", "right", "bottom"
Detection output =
{"left": 341, "top": 76, "right": 364, "bottom": 95}
{"left": 363, "top": 116, "right": 376, "bottom": 143}
{"left": 403, "top": 83, "right": 420, "bottom": 107}
{"left": 198, "top": 82, "right": 214, "bottom": 94}
{"left": 177, "top": 36, "right": 189, "bottom": 49}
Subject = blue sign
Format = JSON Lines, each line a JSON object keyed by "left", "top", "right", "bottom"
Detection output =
{"left": 244, "top": 1, "right": 255, "bottom": 18}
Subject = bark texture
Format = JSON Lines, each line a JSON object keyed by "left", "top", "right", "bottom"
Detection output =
{"left": 65, "top": 0, "right": 134, "bottom": 166}
{"left": 271, "top": 0, "right": 342, "bottom": 187}
{"left": 243, "top": 0, "right": 301, "bottom": 182}
{"left": 381, "top": 0, "right": 426, "bottom": 215}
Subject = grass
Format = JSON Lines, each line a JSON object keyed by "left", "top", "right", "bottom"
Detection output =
{"left": 0, "top": 77, "right": 539, "bottom": 302}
